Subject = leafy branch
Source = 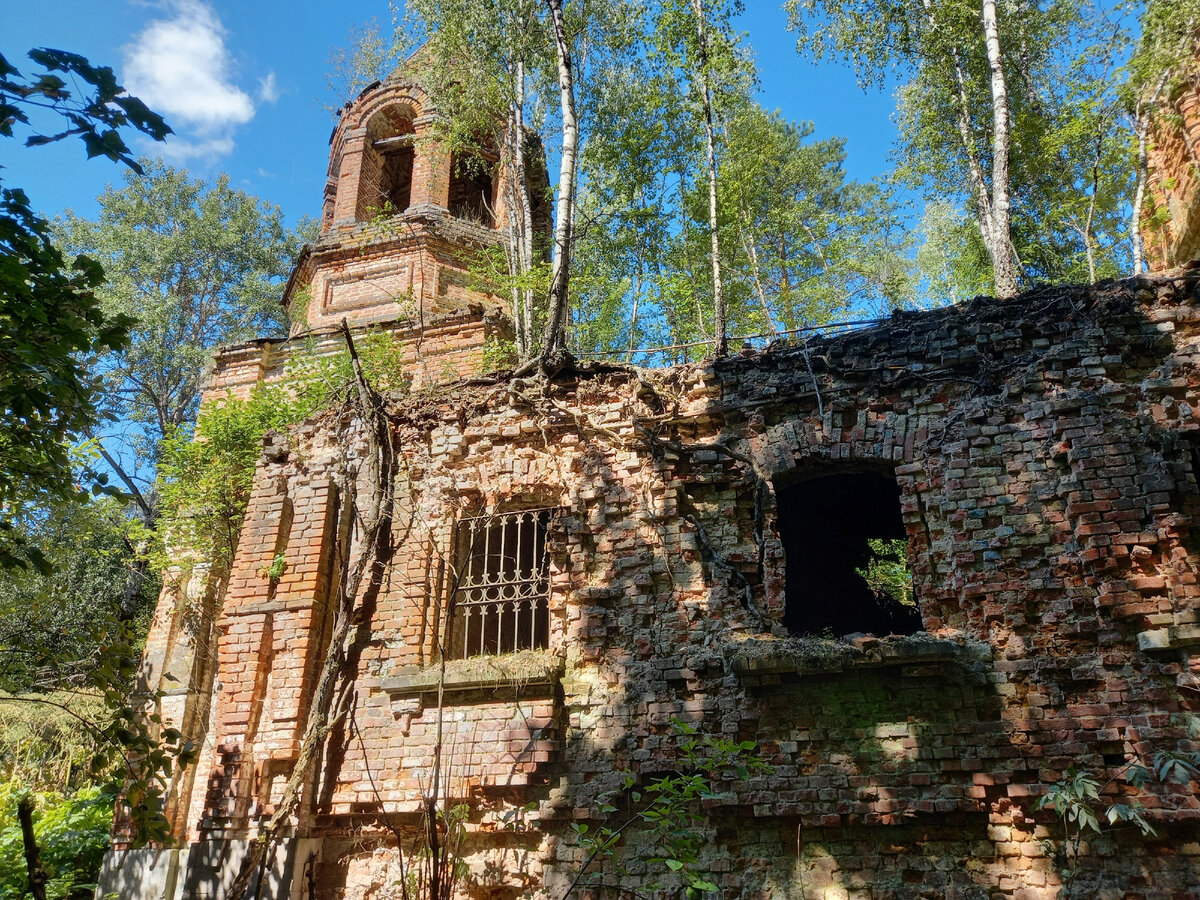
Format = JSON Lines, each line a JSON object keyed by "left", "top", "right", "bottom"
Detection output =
{"left": 565, "top": 718, "right": 768, "bottom": 899}
{"left": 1037, "top": 713, "right": 1200, "bottom": 888}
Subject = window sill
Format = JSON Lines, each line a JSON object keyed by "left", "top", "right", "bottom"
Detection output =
{"left": 380, "top": 650, "right": 562, "bottom": 698}
{"left": 727, "top": 634, "right": 962, "bottom": 681}
{"left": 1138, "top": 624, "right": 1200, "bottom": 652}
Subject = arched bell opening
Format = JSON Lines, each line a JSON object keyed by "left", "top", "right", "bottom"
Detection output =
{"left": 357, "top": 103, "right": 418, "bottom": 220}
{"left": 448, "top": 150, "right": 497, "bottom": 227}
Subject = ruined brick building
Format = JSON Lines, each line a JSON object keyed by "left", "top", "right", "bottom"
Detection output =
{"left": 1144, "top": 54, "right": 1200, "bottom": 270}
{"left": 98, "top": 66, "right": 1200, "bottom": 900}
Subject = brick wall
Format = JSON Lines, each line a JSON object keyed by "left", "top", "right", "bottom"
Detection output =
{"left": 1145, "top": 82, "right": 1200, "bottom": 270}
{"left": 131, "top": 270, "right": 1200, "bottom": 899}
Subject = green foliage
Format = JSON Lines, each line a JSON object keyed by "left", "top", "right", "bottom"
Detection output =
{"left": 788, "top": 0, "right": 1136, "bottom": 294}
{"left": 0, "top": 782, "right": 114, "bottom": 900}
{"left": 260, "top": 554, "right": 288, "bottom": 582}
{"left": 0, "top": 49, "right": 167, "bottom": 568}
{"left": 856, "top": 538, "right": 914, "bottom": 609}
{"left": 913, "top": 201, "right": 993, "bottom": 306}
{"left": 0, "top": 49, "right": 170, "bottom": 168}
{"left": 568, "top": 719, "right": 769, "bottom": 898}
{"left": 1126, "top": 0, "right": 1200, "bottom": 100}
{"left": 0, "top": 486, "right": 186, "bottom": 850}
{"left": 155, "top": 385, "right": 297, "bottom": 571}
{"left": 0, "top": 696, "right": 107, "bottom": 792}
{"left": 481, "top": 334, "right": 519, "bottom": 372}
{"left": 0, "top": 496, "right": 158, "bottom": 694}
{"left": 155, "top": 330, "right": 409, "bottom": 569}
{"left": 1038, "top": 714, "right": 1200, "bottom": 886}
{"left": 55, "top": 162, "right": 314, "bottom": 487}
{"left": 325, "top": 18, "right": 406, "bottom": 112}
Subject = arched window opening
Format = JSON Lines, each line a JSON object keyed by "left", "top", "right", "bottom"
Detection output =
{"left": 358, "top": 104, "right": 416, "bottom": 220}
{"left": 776, "top": 470, "right": 922, "bottom": 637}
{"left": 448, "top": 152, "right": 496, "bottom": 227}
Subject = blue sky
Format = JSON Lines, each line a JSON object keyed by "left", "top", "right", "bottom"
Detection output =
{"left": 3, "top": 0, "right": 898, "bottom": 229}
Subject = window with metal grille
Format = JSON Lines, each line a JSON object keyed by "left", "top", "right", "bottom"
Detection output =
{"left": 450, "top": 509, "right": 552, "bottom": 658}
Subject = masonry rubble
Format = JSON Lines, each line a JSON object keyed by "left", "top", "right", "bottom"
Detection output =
{"left": 98, "top": 66, "right": 1200, "bottom": 900}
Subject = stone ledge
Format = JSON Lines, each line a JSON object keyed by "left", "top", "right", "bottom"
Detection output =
{"left": 727, "top": 634, "right": 965, "bottom": 679}
{"left": 381, "top": 650, "right": 563, "bottom": 697}
{"left": 1138, "top": 624, "right": 1200, "bottom": 651}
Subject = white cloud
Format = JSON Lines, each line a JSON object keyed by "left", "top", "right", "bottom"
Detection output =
{"left": 257, "top": 71, "right": 280, "bottom": 104}
{"left": 157, "top": 135, "right": 236, "bottom": 161}
{"left": 123, "top": 0, "right": 254, "bottom": 158}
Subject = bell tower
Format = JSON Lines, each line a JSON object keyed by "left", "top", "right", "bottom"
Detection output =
{"left": 199, "top": 63, "right": 545, "bottom": 405}
{"left": 281, "top": 67, "right": 534, "bottom": 338}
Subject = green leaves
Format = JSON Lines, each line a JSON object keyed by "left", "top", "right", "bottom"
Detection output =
{"left": 154, "top": 328, "right": 409, "bottom": 570}
{"left": 0, "top": 49, "right": 167, "bottom": 567}
{"left": 567, "top": 718, "right": 768, "bottom": 898}
{"left": 791, "top": 1, "right": 1138, "bottom": 296}
{"left": 0, "top": 783, "right": 114, "bottom": 899}
{"left": 1037, "top": 718, "right": 1200, "bottom": 886}
{"left": 54, "top": 161, "right": 314, "bottom": 491}
{"left": 1, "top": 48, "right": 170, "bottom": 171}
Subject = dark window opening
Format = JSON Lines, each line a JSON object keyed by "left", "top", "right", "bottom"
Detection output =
{"left": 776, "top": 471, "right": 922, "bottom": 637}
{"left": 448, "top": 153, "right": 496, "bottom": 226}
{"left": 378, "top": 142, "right": 414, "bottom": 212}
{"left": 450, "top": 509, "right": 551, "bottom": 658}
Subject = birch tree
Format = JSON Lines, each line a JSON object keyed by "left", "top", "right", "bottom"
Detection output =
{"left": 400, "top": 0, "right": 551, "bottom": 358}
{"left": 541, "top": 0, "right": 579, "bottom": 359}
{"left": 651, "top": 0, "right": 749, "bottom": 354}
{"left": 786, "top": 0, "right": 1128, "bottom": 299}
{"left": 399, "top": 0, "right": 639, "bottom": 362}
{"left": 787, "top": 0, "right": 1028, "bottom": 296}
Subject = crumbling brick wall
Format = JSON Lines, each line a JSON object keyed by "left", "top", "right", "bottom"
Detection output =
{"left": 1145, "top": 80, "right": 1200, "bottom": 270}
{"left": 136, "top": 270, "right": 1200, "bottom": 900}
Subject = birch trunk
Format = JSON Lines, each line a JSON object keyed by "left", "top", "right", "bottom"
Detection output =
{"left": 922, "top": 0, "right": 995, "bottom": 261}
{"left": 1132, "top": 108, "right": 1150, "bottom": 275}
{"left": 542, "top": 0, "right": 578, "bottom": 359}
{"left": 507, "top": 55, "right": 536, "bottom": 357}
{"left": 981, "top": 0, "right": 1020, "bottom": 297}
{"left": 691, "top": 0, "right": 727, "bottom": 356}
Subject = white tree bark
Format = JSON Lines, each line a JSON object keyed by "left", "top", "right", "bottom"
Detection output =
{"left": 922, "top": 0, "right": 996, "bottom": 258}
{"left": 509, "top": 55, "right": 536, "bottom": 356}
{"left": 981, "top": 0, "right": 1020, "bottom": 297}
{"left": 690, "top": 0, "right": 727, "bottom": 355}
{"left": 542, "top": 0, "right": 578, "bottom": 359}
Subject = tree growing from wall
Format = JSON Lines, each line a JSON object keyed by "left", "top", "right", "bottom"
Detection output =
{"left": 399, "top": 0, "right": 550, "bottom": 359}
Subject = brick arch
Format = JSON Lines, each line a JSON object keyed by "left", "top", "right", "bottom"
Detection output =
{"left": 356, "top": 102, "right": 419, "bottom": 219}
{"left": 337, "top": 80, "right": 432, "bottom": 134}
{"left": 326, "top": 80, "right": 438, "bottom": 230}
{"left": 751, "top": 420, "right": 933, "bottom": 635}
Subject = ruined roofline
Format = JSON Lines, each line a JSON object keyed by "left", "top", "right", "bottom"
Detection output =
{"left": 273, "top": 265, "right": 1198, "bottom": 420}
{"left": 704, "top": 264, "right": 1200, "bottom": 376}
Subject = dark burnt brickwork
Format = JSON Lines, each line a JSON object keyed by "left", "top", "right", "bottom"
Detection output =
{"left": 122, "top": 269, "right": 1200, "bottom": 900}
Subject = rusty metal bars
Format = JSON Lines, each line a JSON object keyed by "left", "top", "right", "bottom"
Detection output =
{"left": 451, "top": 509, "right": 552, "bottom": 658}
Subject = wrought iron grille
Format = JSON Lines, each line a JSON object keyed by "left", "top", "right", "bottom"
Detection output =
{"left": 450, "top": 509, "right": 552, "bottom": 658}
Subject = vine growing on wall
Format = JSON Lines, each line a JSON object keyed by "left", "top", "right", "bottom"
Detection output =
{"left": 228, "top": 320, "right": 399, "bottom": 899}
{"left": 153, "top": 328, "right": 410, "bottom": 575}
